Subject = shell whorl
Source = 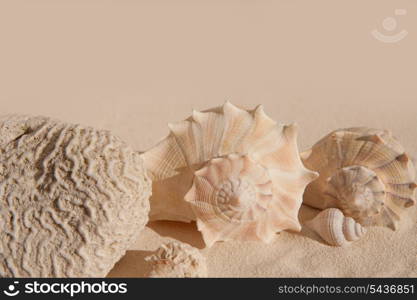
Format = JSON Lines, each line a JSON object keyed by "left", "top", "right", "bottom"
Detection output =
{"left": 327, "top": 166, "right": 386, "bottom": 223}
{"left": 192, "top": 154, "right": 268, "bottom": 225}
{"left": 141, "top": 102, "right": 318, "bottom": 245}
{"left": 302, "top": 127, "right": 416, "bottom": 230}
{"left": 186, "top": 153, "right": 305, "bottom": 246}
{"left": 306, "top": 208, "right": 366, "bottom": 246}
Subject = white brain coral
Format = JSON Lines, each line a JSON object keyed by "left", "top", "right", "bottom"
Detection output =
{"left": 0, "top": 115, "right": 151, "bottom": 277}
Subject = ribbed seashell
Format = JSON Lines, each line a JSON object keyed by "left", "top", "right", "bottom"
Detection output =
{"left": 306, "top": 208, "right": 366, "bottom": 246}
{"left": 0, "top": 115, "right": 151, "bottom": 277}
{"left": 141, "top": 102, "right": 318, "bottom": 246}
{"left": 145, "top": 241, "right": 207, "bottom": 278}
{"left": 301, "top": 127, "right": 416, "bottom": 230}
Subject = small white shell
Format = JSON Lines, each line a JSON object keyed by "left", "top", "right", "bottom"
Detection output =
{"left": 141, "top": 102, "right": 318, "bottom": 246}
{"left": 145, "top": 241, "right": 207, "bottom": 278}
{"left": 302, "top": 127, "right": 416, "bottom": 230}
{"left": 306, "top": 208, "right": 366, "bottom": 246}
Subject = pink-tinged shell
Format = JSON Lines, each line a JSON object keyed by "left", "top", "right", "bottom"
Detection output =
{"left": 302, "top": 127, "right": 416, "bottom": 230}
{"left": 185, "top": 153, "right": 314, "bottom": 246}
{"left": 141, "top": 102, "right": 318, "bottom": 246}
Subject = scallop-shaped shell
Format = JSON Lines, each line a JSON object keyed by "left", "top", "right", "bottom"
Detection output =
{"left": 141, "top": 102, "right": 318, "bottom": 246}
{"left": 302, "top": 127, "right": 416, "bottom": 230}
{"left": 145, "top": 241, "right": 207, "bottom": 278}
{"left": 306, "top": 208, "right": 366, "bottom": 246}
{"left": 0, "top": 115, "right": 151, "bottom": 277}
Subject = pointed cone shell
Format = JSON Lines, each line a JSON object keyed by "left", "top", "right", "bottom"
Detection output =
{"left": 302, "top": 127, "right": 416, "bottom": 230}
{"left": 306, "top": 208, "right": 366, "bottom": 246}
{"left": 141, "top": 103, "right": 318, "bottom": 227}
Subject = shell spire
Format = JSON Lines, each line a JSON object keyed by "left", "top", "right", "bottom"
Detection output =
{"left": 141, "top": 103, "right": 318, "bottom": 246}
{"left": 306, "top": 208, "right": 366, "bottom": 246}
{"left": 302, "top": 127, "right": 416, "bottom": 230}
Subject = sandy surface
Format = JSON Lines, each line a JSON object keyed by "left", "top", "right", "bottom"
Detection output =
{"left": 1, "top": 1, "right": 416, "bottom": 277}
{"left": 109, "top": 205, "right": 416, "bottom": 277}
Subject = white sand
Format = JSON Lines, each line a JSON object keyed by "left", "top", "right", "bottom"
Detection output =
{"left": 108, "top": 97, "right": 417, "bottom": 277}
{"left": 109, "top": 204, "right": 416, "bottom": 277}
{"left": 1, "top": 1, "right": 416, "bottom": 277}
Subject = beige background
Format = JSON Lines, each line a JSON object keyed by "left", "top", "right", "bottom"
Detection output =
{"left": 1, "top": 0, "right": 416, "bottom": 277}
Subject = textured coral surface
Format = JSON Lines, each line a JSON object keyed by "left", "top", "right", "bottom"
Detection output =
{"left": 0, "top": 115, "right": 151, "bottom": 277}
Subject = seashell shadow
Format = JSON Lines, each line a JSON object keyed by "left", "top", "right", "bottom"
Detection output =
{"left": 294, "top": 204, "right": 328, "bottom": 245}
{"left": 107, "top": 250, "right": 154, "bottom": 278}
{"left": 147, "top": 220, "right": 206, "bottom": 249}
{"left": 147, "top": 206, "right": 330, "bottom": 248}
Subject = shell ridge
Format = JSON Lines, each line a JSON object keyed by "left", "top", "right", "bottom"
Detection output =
{"left": 247, "top": 125, "right": 285, "bottom": 159}
{"left": 191, "top": 110, "right": 224, "bottom": 160}
{"left": 241, "top": 107, "right": 279, "bottom": 155}
{"left": 386, "top": 192, "right": 415, "bottom": 208}
{"left": 306, "top": 208, "right": 365, "bottom": 246}
{"left": 141, "top": 133, "right": 187, "bottom": 180}
{"left": 189, "top": 117, "right": 206, "bottom": 163}
{"left": 168, "top": 120, "right": 201, "bottom": 166}
{"left": 219, "top": 103, "right": 254, "bottom": 155}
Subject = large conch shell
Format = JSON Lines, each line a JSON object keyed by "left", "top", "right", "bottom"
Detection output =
{"left": 145, "top": 241, "right": 207, "bottom": 278}
{"left": 301, "top": 127, "right": 416, "bottom": 230}
{"left": 141, "top": 102, "right": 318, "bottom": 246}
{"left": 306, "top": 208, "right": 366, "bottom": 246}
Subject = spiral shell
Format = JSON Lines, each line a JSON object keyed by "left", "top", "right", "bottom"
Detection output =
{"left": 306, "top": 208, "right": 366, "bottom": 246}
{"left": 141, "top": 102, "right": 318, "bottom": 246}
{"left": 0, "top": 115, "right": 151, "bottom": 277}
{"left": 145, "top": 241, "right": 207, "bottom": 278}
{"left": 302, "top": 127, "right": 416, "bottom": 230}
